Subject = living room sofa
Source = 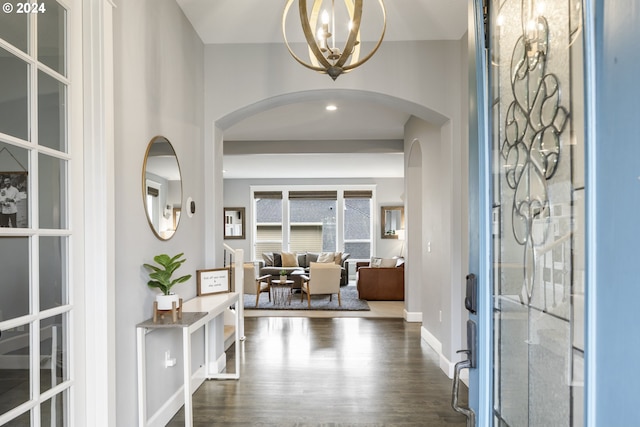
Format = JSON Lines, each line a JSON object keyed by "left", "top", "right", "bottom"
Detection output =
{"left": 258, "top": 251, "right": 350, "bottom": 287}
{"left": 356, "top": 258, "right": 404, "bottom": 301}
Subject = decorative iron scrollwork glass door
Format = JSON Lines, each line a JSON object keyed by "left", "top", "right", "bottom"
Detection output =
{"left": 488, "top": 0, "right": 585, "bottom": 424}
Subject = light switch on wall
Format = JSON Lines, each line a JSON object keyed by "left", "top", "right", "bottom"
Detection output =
{"left": 427, "top": 242, "right": 431, "bottom": 252}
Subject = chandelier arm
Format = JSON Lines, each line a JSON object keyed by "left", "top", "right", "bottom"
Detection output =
{"left": 342, "top": 0, "right": 386, "bottom": 71}
{"left": 334, "top": 0, "right": 363, "bottom": 69}
{"left": 298, "top": 0, "right": 333, "bottom": 69}
{"left": 282, "top": 0, "right": 329, "bottom": 72}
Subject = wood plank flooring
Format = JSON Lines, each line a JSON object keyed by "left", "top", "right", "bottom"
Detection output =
{"left": 168, "top": 317, "right": 468, "bottom": 426}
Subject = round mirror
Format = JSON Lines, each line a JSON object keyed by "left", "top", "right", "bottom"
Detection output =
{"left": 142, "top": 136, "right": 183, "bottom": 240}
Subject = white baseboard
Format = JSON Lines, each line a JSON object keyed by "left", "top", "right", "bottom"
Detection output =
{"left": 147, "top": 366, "right": 207, "bottom": 427}
{"left": 404, "top": 310, "right": 422, "bottom": 323}
{"left": 420, "top": 326, "right": 442, "bottom": 353}
{"left": 421, "top": 326, "right": 457, "bottom": 379}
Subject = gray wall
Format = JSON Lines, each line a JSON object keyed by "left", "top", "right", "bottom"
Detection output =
{"left": 404, "top": 112, "right": 468, "bottom": 369}
{"left": 113, "top": 1, "right": 204, "bottom": 425}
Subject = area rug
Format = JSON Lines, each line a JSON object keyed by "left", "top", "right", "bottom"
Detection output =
{"left": 244, "top": 285, "right": 370, "bottom": 311}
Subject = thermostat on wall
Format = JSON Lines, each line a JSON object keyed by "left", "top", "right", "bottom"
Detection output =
{"left": 186, "top": 197, "right": 195, "bottom": 217}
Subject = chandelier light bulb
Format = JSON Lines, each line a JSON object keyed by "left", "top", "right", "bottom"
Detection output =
{"left": 321, "top": 9, "right": 330, "bottom": 25}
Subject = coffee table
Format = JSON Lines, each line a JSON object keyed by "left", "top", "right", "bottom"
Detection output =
{"left": 270, "top": 279, "right": 294, "bottom": 305}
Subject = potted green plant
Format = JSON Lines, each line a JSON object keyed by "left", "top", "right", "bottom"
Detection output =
{"left": 279, "top": 269, "right": 288, "bottom": 283}
{"left": 143, "top": 253, "right": 192, "bottom": 310}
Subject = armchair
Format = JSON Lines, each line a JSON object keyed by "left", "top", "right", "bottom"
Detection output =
{"left": 243, "top": 263, "right": 271, "bottom": 307}
{"left": 300, "top": 262, "right": 342, "bottom": 308}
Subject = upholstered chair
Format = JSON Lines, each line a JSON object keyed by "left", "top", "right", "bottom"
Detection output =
{"left": 300, "top": 262, "right": 342, "bottom": 308}
{"left": 243, "top": 263, "right": 271, "bottom": 307}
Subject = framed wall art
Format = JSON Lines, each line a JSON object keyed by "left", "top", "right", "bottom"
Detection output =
{"left": 196, "top": 267, "right": 230, "bottom": 296}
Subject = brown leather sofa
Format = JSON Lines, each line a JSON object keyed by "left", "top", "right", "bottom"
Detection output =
{"left": 356, "top": 259, "right": 405, "bottom": 301}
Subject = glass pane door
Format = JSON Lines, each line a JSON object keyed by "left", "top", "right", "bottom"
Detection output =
{"left": 488, "top": 0, "right": 585, "bottom": 425}
{"left": 0, "top": 2, "right": 72, "bottom": 425}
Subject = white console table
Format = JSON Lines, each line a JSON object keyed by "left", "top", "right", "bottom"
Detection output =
{"left": 136, "top": 292, "right": 240, "bottom": 427}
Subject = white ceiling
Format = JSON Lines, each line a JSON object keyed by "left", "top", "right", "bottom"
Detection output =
{"left": 176, "top": 0, "right": 468, "bottom": 179}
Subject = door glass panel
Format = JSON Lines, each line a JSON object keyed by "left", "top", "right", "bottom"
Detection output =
{"left": 40, "top": 236, "right": 67, "bottom": 310}
{"left": 40, "top": 313, "right": 67, "bottom": 394}
{"left": 38, "top": 71, "right": 67, "bottom": 152}
{"left": 489, "top": 0, "right": 585, "bottom": 425}
{"left": 3, "top": 411, "right": 31, "bottom": 426}
{"left": 38, "top": 153, "right": 66, "bottom": 229}
{"left": 40, "top": 390, "right": 67, "bottom": 426}
{"left": 0, "top": 324, "right": 31, "bottom": 417}
{"left": 38, "top": 0, "right": 67, "bottom": 76}
{"left": 0, "top": 143, "right": 29, "bottom": 228}
{"left": 0, "top": 8, "right": 28, "bottom": 53}
{"left": 0, "top": 237, "right": 30, "bottom": 319}
{"left": 0, "top": 47, "right": 29, "bottom": 141}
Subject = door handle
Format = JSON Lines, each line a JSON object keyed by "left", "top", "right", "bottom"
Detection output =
{"left": 451, "top": 320, "right": 477, "bottom": 426}
{"left": 452, "top": 357, "right": 475, "bottom": 427}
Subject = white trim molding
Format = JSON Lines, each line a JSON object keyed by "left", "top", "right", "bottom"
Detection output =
{"left": 421, "top": 325, "right": 457, "bottom": 379}
{"left": 404, "top": 309, "right": 422, "bottom": 323}
{"left": 81, "top": 0, "right": 116, "bottom": 425}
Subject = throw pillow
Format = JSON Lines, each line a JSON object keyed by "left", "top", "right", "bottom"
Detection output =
{"left": 281, "top": 251, "right": 299, "bottom": 267}
{"left": 273, "top": 252, "right": 282, "bottom": 267}
{"left": 262, "top": 252, "right": 274, "bottom": 267}
{"left": 317, "top": 252, "right": 335, "bottom": 263}
{"left": 297, "top": 253, "right": 307, "bottom": 268}
{"left": 380, "top": 258, "right": 397, "bottom": 268}
{"left": 371, "top": 257, "right": 382, "bottom": 268}
{"left": 333, "top": 251, "right": 343, "bottom": 265}
{"left": 306, "top": 252, "right": 319, "bottom": 264}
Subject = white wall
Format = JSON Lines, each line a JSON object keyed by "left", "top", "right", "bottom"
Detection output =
{"left": 223, "top": 177, "right": 404, "bottom": 262}
{"left": 113, "top": 1, "right": 204, "bottom": 425}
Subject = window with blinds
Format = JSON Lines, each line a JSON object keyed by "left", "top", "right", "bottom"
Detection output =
{"left": 252, "top": 188, "right": 373, "bottom": 260}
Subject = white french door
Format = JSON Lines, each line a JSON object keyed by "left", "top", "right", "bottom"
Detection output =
{"left": 0, "top": 1, "right": 75, "bottom": 425}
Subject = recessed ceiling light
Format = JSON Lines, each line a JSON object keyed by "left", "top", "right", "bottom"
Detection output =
{"left": 326, "top": 105, "right": 337, "bottom": 111}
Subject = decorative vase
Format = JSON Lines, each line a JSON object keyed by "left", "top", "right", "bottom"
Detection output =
{"left": 156, "top": 293, "right": 180, "bottom": 310}
{"left": 279, "top": 275, "right": 287, "bottom": 283}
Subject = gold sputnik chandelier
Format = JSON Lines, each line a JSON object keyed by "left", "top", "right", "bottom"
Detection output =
{"left": 282, "top": 0, "right": 386, "bottom": 80}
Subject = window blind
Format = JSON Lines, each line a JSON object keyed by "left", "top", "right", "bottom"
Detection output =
{"left": 254, "top": 191, "right": 282, "bottom": 199}
{"left": 344, "top": 190, "right": 373, "bottom": 199}
{"left": 288, "top": 191, "right": 337, "bottom": 200}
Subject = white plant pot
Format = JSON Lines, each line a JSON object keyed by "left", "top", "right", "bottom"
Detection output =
{"left": 156, "top": 293, "right": 180, "bottom": 310}
{"left": 279, "top": 275, "right": 287, "bottom": 283}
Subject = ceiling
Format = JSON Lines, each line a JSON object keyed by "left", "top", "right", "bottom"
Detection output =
{"left": 176, "top": 0, "right": 468, "bottom": 179}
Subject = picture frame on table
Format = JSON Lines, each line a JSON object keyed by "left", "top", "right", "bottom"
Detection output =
{"left": 196, "top": 267, "right": 230, "bottom": 296}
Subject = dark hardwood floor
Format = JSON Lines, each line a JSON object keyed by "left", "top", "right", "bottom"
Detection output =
{"left": 168, "top": 317, "right": 468, "bottom": 427}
